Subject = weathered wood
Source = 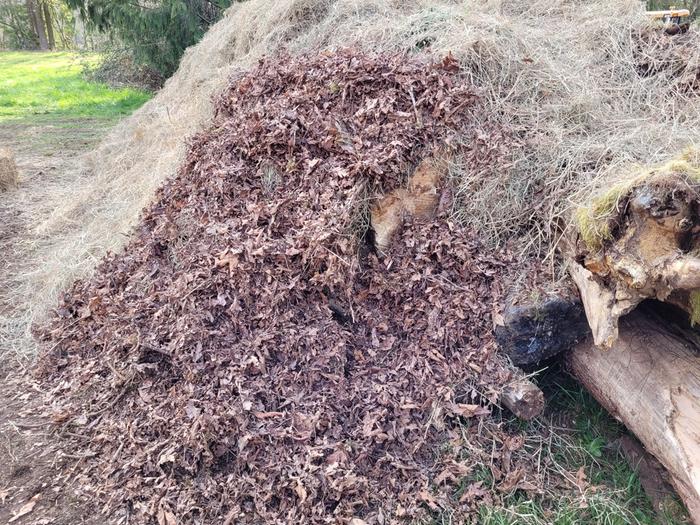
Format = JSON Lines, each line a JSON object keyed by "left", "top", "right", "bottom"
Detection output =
{"left": 494, "top": 294, "right": 589, "bottom": 366}
{"left": 567, "top": 307, "right": 700, "bottom": 524}
{"left": 571, "top": 158, "right": 700, "bottom": 347}
{"left": 370, "top": 157, "right": 444, "bottom": 252}
{"left": 500, "top": 377, "right": 544, "bottom": 420}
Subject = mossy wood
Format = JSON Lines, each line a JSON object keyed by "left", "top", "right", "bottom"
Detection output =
{"left": 571, "top": 151, "right": 700, "bottom": 347}
{"left": 568, "top": 306, "right": 700, "bottom": 525}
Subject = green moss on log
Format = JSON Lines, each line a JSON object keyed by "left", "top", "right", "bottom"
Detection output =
{"left": 576, "top": 149, "right": 700, "bottom": 252}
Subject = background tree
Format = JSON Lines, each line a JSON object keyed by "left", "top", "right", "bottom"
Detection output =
{"left": 64, "top": 0, "right": 235, "bottom": 77}
{"left": 0, "top": 0, "right": 74, "bottom": 50}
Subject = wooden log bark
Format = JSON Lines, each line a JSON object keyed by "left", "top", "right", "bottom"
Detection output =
{"left": 618, "top": 435, "right": 688, "bottom": 524}
{"left": 567, "top": 307, "right": 700, "bottom": 524}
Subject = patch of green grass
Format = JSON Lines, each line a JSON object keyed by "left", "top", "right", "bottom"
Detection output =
{"left": 470, "top": 370, "right": 690, "bottom": 525}
{"left": 425, "top": 371, "right": 688, "bottom": 525}
{"left": 0, "top": 51, "right": 151, "bottom": 122}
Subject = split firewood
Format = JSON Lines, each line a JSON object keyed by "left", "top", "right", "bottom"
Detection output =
{"left": 569, "top": 150, "right": 700, "bottom": 346}
{"left": 567, "top": 305, "right": 700, "bottom": 524}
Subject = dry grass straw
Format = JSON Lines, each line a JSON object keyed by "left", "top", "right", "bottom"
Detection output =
{"left": 4, "top": 0, "right": 700, "bottom": 357}
{"left": 0, "top": 148, "right": 18, "bottom": 192}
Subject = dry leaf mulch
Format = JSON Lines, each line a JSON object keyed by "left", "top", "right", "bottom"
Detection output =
{"left": 36, "top": 50, "right": 537, "bottom": 524}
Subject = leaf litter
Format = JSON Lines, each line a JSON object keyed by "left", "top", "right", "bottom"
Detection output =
{"left": 35, "top": 50, "right": 541, "bottom": 523}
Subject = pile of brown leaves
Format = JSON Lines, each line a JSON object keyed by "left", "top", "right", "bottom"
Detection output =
{"left": 37, "top": 50, "right": 530, "bottom": 523}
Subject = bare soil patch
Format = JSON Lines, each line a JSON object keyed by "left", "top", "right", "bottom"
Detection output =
{"left": 0, "top": 117, "right": 114, "bottom": 525}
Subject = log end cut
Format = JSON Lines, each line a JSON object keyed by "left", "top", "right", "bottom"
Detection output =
{"left": 501, "top": 379, "right": 545, "bottom": 420}
{"left": 495, "top": 294, "right": 590, "bottom": 366}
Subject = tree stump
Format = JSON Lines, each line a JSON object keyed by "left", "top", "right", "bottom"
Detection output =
{"left": 570, "top": 151, "right": 700, "bottom": 347}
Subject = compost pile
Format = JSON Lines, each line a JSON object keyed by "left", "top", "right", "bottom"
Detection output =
{"left": 37, "top": 51, "right": 525, "bottom": 523}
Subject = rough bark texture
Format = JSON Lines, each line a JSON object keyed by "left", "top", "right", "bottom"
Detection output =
{"left": 29, "top": 0, "right": 49, "bottom": 50}
{"left": 619, "top": 435, "right": 688, "bottom": 525}
{"left": 568, "top": 307, "right": 700, "bottom": 524}
{"left": 494, "top": 294, "right": 589, "bottom": 365}
{"left": 41, "top": 1, "right": 54, "bottom": 50}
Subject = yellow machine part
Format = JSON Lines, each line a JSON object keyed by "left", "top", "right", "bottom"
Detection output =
{"left": 646, "top": 8, "right": 691, "bottom": 20}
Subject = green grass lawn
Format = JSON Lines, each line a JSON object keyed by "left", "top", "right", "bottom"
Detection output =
{"left": 0, "top": 51, "right": 151, "bottom": 122}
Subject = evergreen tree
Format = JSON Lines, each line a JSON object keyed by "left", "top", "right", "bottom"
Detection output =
{"left": 65, "top": 0, "right": 234, "bottom": 77}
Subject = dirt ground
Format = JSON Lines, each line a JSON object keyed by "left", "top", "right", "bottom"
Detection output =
{"left": 0, "top": 118, "right": 112, "bottom": 525}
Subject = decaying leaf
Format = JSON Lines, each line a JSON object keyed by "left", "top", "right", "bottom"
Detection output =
{"left": 34, "top": 50, "right": 519, "bottom": 524}
{"left": 8, "top": 493, "right": 40, "bottom": 523}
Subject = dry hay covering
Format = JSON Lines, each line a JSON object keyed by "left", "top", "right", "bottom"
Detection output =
{"left": 37, "top": 51, "right": 529, "bottom": 524}
{"left": 13, "top": 0, "right": 700, "bottom": 358}
{"left": 634, "top": 27, "right": 700, "bottom": 93}
{"left": 0, "top": 148, "right": 18, "bottom": 192}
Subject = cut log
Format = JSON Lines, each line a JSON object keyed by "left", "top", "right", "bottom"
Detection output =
{"left": 494, "top": 293, "right": 589, "bottom": 366}
{"left": 499, "top": 377, "right": 544, "bottom": 420}
{"left": 567, "top": 306, "right": 700, "bottom": 524}
{"left": 370, "top": 157, "right": 444, "bottom": 252}
{"left": 570, "top": 151, "right": 700, "bottom": 346}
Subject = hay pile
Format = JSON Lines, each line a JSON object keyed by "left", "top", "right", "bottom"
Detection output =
{"left": 38, "top": 51, "right": 528, "bottom": 523}
{"left": 0, "top": 148, "right": 18, "bottom": 192}
{"left": 11, "top": 0, "right": 700, "bottom": 358}
{"left": 634, "top": 28, "right": 700, "bottom": 94}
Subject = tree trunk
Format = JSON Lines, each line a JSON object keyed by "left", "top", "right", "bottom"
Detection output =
{"left": 41, "top": 1, "right": 55, "bottom": 50}
{"left": 24, "top": 0, "right": 40, "bottom": 49}
{"left": 26, "top": 0, "right": 49, "bottom": 51}
{"left": 72, "top": 9, "right": 86, "bottom": 50}
{"left": 567, "top": 307, "right": 700, "bottom": 524}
